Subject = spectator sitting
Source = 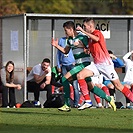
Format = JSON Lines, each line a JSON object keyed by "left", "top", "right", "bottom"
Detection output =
{"left": 1, "top": 61, "right": 21, "bottom": 108}
{"left": 27, "top": 58, "right": 52, "bottom": 106}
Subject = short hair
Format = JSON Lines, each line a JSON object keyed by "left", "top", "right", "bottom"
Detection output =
{"left": 83, "top": 18, "right": 95, "bottom": 24}
{"left": 63, "top": 21, "right": 75, "bottom": 30}
{"left": 42, "top": 58, "right": 50, "bottom": 63}
{"left": 108, "top": 50, "right": 113, "bottom": 54}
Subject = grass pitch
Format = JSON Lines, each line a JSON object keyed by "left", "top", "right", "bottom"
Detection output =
{"left": 0, "top": 107, "right": 133, "bottom": 133}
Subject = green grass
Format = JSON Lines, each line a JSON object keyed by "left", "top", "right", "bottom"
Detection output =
{"left": 0, "top": 108, "right": 133, "bottom": 133}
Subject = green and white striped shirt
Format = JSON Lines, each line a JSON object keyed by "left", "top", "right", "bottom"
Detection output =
{"left": 67, "top": 34, "right": 91, "bottom": 65}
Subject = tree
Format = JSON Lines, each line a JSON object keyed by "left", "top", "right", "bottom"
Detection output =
{"left": 0, "top": 0, "right": 22, "bottom": 16}
{"left": 71, "top": 0, "right": 133, "bottom": 15}
{"left": 16, "top": 0, "right": 74, "bottom": 14}
{"left": 121, "top": 0, "right": 133, "bottom": 14}
{"left": 1, "top": 0, "right": 133, "bottom": 16}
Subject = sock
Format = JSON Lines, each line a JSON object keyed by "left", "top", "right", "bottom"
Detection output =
{"left": 131, "top": 85, "right": 133, "bottom": 93}
{"left": 78, "top": 79, "right": 91, "bottom": 101}
{"left": 109, "top": 88, "right": 115, "bottom": 96}
{"left": 62, "top": 77, "right": 70, "bottom": 106}
{"left": 122, "top": 86, "right": 133, "bottom": 102}
{"left": 102, "top": 86, "right": 110, "bottom": 96}
{"left": 78, "top": 93, "right": 85, "bottom": 105}
{"left": 102, "top": 86, "right": 111, "bottom": 105}
{"left": 70, "top": 84, "right": 74, "bottom": 101}
{"left": 91, "top": 86, "right": 111, "bottom": 102}
{"left": 94, "top": 94, "right": 101, "bottom": 104}
{"left": 126, "top": 89, "right": 131, "bottom": 106}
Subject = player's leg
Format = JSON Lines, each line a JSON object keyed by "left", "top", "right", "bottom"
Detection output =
{"left": 58, "top": 71, "right": 73, "bottom": 112}
{"left": 97, "top": 63, "right": 133, "bottom": 103}
{"left": 58, "top": 64, "right": 87, "bottom": 111}
{"left": 111, "top": 79, "right": 133, "bottom": 103}
{"left": 77, "top": 68, "right": 93, "bottom": 110}
{"left": 86, "top": 82, "right": 116, "bottom": 111}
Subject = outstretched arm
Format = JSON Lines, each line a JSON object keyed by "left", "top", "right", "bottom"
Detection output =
{"left": 51, "top": 38, "right": 70, "bottom": 54}
{"left": 123, "top": 50, "right": 133, "bottom": 62}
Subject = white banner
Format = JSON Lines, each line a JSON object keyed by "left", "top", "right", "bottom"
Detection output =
{"left": 75, "top": 19, "right": 110, "bottom": 39}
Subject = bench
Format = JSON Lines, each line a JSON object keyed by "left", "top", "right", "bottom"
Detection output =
{"left": 26, "top": 66, "right": 126, "bottom": 94}
{"left": 115, "top": 67, "right": 125, "bottom": 73}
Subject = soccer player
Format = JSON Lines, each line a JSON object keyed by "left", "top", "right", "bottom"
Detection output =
{"left": 122, "top": 50, "right": 133, "bottom": 108}
{"left": 51, "top": 21, "right": 116, "bottom": 112}
{"left": 76, "top": 18, "right": 133, "bottom": 109}
{"left": 56, "top": 35, "right": 79, "bottom": 107}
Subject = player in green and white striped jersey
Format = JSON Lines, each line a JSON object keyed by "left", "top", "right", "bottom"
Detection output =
{"left": 51, "top": 21, "right": 115, "bottom": 111}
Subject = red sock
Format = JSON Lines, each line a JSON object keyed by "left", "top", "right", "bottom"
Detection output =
{"left": 131, "top": 85, "right": 133, "bottom": 93}
{"left": 78, "top": 93, "right": 85, "bottom": 105}
{"left": 78, "top": 79, "right": 91, "bottom": 100}
{"left": 94, "top": 94, "right": 101, "bottom": 104}
{"left": 102, "top": 86, "right": 110, "bottom": 96}
{"left": 52, "top": 85, "right": 55, "bottom": 94}
{"left": 122, "top": 86, "right": 133, "bottom": 102}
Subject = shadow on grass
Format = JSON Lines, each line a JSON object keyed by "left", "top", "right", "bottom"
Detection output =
{"left": 0, "top": 123, "right": 133, "bottom": 133}
{"left": 1, "top": 108, "right": 133, "bottom": 133}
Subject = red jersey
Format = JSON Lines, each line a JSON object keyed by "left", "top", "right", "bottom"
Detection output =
{"left": 89, "top": 30, "right": 112, "bottom": 65}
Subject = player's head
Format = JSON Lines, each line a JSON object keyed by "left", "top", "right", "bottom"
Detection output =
{"left": 108, "top": 50, "right": 113, "bottom": 54}
{"left": 63, "top": 21, "right": 75, "bottom": 37}
{"left": 83, "top": 18, "right": 95, "bottom": 33}
{"left": 108, "top": 50, "right": 114, "bottom": 59}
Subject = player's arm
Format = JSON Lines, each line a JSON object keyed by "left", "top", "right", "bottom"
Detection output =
{"left": 51, "top": 38, "right": 70, "bottom": 54}
{"left": 123, "top": 51, "right": 133, "bottom": 62}
{"left": 76, "top": 26, "right": 99, "bottom": 42}
{"left": 34, "top": 73, "right": 47, "bottom": 84}
{"left": 84, "top": 32, "right": 99, "bottom": 42}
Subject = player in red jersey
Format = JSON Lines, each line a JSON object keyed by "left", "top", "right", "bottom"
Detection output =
{"left": 76, "top": 18, "right": 133, "bottom": 106}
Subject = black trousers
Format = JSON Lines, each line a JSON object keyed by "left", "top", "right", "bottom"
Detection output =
{"left": 2, "top": 85, "right": 16, "bottom": 107}
{"left": 27, "top": 80, "right": 52, "bottom": 101}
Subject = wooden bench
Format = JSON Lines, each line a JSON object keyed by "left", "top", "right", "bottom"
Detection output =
{"left": 27, "top": 67, "right": 33, "bottom": 75}
{"left": 27, "top": 66, "right": 126, "bottom": 74}
{"left": 115, "top": 67, "right": 125, "bottom": 73}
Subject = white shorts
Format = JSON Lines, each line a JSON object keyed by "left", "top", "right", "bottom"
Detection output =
{"left": 123, "top": 80, "right": 133, "bottom": 86}
{"left": 84, "top": 62, "right": 100, "bottom": 77}
{"left": 95, "top": 63, "right": 119, "bottom": 81}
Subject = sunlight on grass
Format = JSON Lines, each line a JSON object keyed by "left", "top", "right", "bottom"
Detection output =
{"left": 0, "top": 108, "right": 133, "bottom": 133}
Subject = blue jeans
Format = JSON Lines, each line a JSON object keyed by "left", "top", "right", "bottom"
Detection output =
{"left": 61, "top": 64, "right": 79, "bottom": 106}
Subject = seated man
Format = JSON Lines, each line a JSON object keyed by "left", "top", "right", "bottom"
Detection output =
{"left": 27, "top": 58, "right": 52, "bottom": 106}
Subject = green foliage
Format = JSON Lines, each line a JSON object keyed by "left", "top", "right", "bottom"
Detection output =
{"left": 1, "top": 0, "right": 133, "bottom": 16}
{"left": 18, "top": 0, "right": 74, "bottom": 14}
{"left": 71, "top": 0, "right": 133, "bottom": 14}
{"left": 0, "top": 0, "right": 22, "bottom": 16}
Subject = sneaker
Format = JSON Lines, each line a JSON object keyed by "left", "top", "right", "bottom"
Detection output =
{"left": 109, "top": 96, "right": 116, "bottom": 111}
{"left": 126, "top": 106, "right": 133, "bottom": 110}
{"left": 7, "top": 106, "right": 10, "bottom": 108}
{"left": 78, "top": 102, "right": 93, "bottom": 110}
{"left": 58, "top": 104, "right": 71, "bottom": 112}
{"left": 120, "top": 105, "right": 126, "bottom": 109}
{"left": 34, "top": 101, "right": 41, "bottom": 106}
